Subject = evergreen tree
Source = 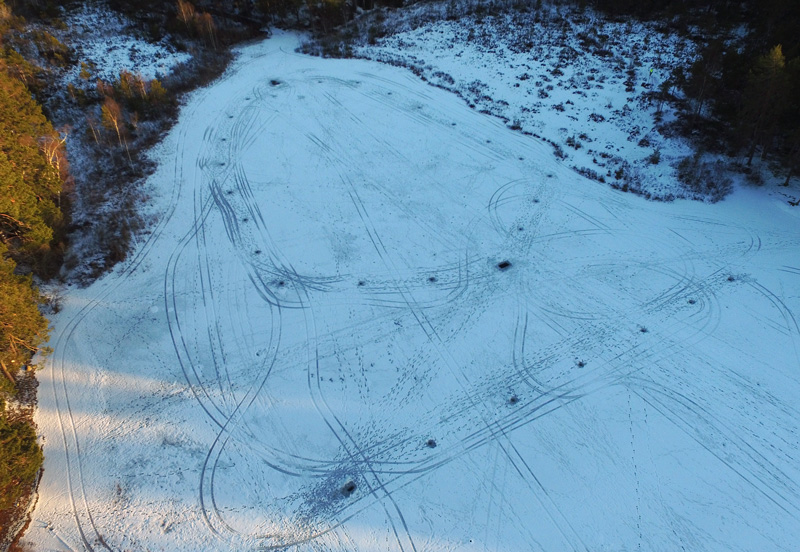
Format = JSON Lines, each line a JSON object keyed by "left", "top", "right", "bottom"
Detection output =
{"left": 0, "top": 70, "right": 62, "bottom": 265}
{"left": 741, "top": 45, "right": 790, "bottom": 164}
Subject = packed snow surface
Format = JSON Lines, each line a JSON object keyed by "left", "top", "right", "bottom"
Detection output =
{"left": 26, "top": 32, "right": 800, "bottom": 551}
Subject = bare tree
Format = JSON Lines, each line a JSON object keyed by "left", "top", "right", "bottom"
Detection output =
{"left": 39, "top": 128, "right": 69, "bottom": 178}
{"left": 101, "top": 96, "right": 132, "bottom": 163}
{"left": 177, "top": 0, "right": 196, "bottom": 31}
{"left": 196, "top": 12, "right": 217, "bottom": 50}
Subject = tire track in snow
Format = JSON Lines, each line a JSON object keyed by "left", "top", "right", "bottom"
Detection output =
{"left": 43, "top": 79, "right": 214, "bottom": 550}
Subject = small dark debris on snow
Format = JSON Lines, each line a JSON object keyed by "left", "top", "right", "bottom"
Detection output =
{"left": 254, "top": 250, "right": 262, "bottom": 255}
{"left": 639, "top": 326, "right": 648, "bottom": 333}
{"left": 342, "top": 480, "right": 357, "bottom": 496}
{"left": 497, "top": 260, "right": 512, "bottom": 270}
{"left": 688, "top": 298, "right": 696, "bottom": 304}
{"left": 358, "top": 280, "right": 365, "bottom": 286}
{"left": 428, "top": 276, "right": 437, "bottom": 282}
{"left": 518, "top": 227, "right": 524, "bottom": 232}
{"left": 533, "top": 198, "right": 540, "bottom": 203}
{"left": 270, "top": 79, "right": 281, "bottom": 86}
{"left": 509, "top": 394, "right": 519, "bottom": 405}
{"left": 426, "top": 439, "right": 437, "bottom": 448}
{"left": 576, "top": 360, "right": 586, "bottom": 368}
{"left": 727, "top": 275, "right": 735, "bottom": 282}
{"left": 278, "top": 280, "right": 285, "bottom": 287}
{"left": 243, "top": 218, "right": 249, "bottom": 223}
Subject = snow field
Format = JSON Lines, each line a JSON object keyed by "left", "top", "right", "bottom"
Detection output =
{"left": 24, "top": 31, "right": 800, "bottom": 551}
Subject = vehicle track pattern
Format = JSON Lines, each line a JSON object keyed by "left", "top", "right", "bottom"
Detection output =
{"left": 33, "top": 36, "right": 800, "bottom": 552}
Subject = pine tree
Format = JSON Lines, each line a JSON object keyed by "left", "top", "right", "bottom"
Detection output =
{"left": 742, "top": 45, "right": 790, "bottom": 165}
{"left": 0, "top": 243, "right": 48, "bottom": 383}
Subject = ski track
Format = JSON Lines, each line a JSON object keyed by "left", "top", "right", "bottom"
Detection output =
{"left": 29, "top": 33, "right": 800, "bottom": 552}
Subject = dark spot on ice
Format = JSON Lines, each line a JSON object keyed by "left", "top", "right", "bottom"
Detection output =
{"left": 221, "top": 138, "right": 226, "bottom": 141}
{"left": 688, "top": 298, "right": 696, "bottom": 304}
{"left": 519, "top": 157, "right": 524, "bottom": 160}
{"left": 727, "top": 275, "right": 735, "bottom": 282}
{"left": 497, "top": 260, "right": 512, "bottom": 270}
{"left": 426, "top": 439, "right": 437, "bottom": 448}
{"left": 219, "top": 162, "right": 225, "bottom": 166}
{"left": 245, "top": 97, "right": 251, "bottom": 100}
{"left": 452, "top": 122, "right": 456, "bottom": 126}
{"left": 254, "top": 250, "right": 262, "bottom": 255}
{"left": 270, "top": 79, "right": 281, "bottom": 86}
{"left": 486, "top": 140, "right": 491, "bottom": 143}
{"left": 428, "top": 276, "right": 437, "bottom": 282}
{"left": 518, "top": 227, "right": 524, "bottom": 232}
{"left": 576, "top": 360, "right": 586, "bottom": 368}
{"left": 639, "top": 326, "right": 648, "bottom": 333}
{"left": 342, "top": 481, "right": 357, "bottom": 496}
{"left": 242, "top": 218, "right": 249, "bottom": 222}
{"left": 226, "top": 190, "right": 234, "bottom": 195}
{"left": 278, "top": 281, "right": 285, "bottom": 287}
{"left": 387, "top": 91, "right": 392, "bottom": 95}
{"left": 509, "top": 395, "right": 519, "bottom": 405}
{"left": 358, "top": 280, "right": 365, "bottom": 286}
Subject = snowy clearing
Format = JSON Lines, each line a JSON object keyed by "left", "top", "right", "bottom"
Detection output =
{"left": 62, "top": 4, "right": 191, "bottom": 83}
{"left": 350, "top": 3, "right": 701, "bottom": 200}
{"left": 25, "top": 32, "right": 800, "bottom": 551}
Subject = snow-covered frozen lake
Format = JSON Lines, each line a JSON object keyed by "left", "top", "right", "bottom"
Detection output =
{"left": 26, "top": 32, "right": 800, "bottom": 551}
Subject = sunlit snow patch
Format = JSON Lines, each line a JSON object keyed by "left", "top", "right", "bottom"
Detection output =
{"left": 64, "top": 4, "right": 190, "bottom": 82}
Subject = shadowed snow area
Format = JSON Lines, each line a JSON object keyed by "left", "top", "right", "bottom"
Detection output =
{"left": 25, "top": 32, "right": 800, "bottom": 551}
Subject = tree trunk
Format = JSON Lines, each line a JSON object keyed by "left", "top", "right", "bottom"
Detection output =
{"left": 0, "top": 360, "right": 15, "bottom": 386}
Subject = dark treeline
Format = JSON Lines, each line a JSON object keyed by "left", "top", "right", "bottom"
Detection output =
{"left": 586, "top": 0, "right": 800, "bottom": 182}
{"left": 0, "top": 0, "right": 58, "bottom": 527}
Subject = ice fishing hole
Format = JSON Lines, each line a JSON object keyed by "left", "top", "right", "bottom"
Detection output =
{"left": 342, "top": 481, "right": 357, "bottom": 496}
{"left": 426, "top": 439, "right": 437, "bottom": 448}
{"left": 509, "top": 395, "right": 519, "bottom": 405}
